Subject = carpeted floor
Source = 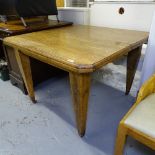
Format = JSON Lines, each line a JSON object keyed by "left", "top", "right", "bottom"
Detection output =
{"left": 0, "top": 73, "right": 154, "bottom": 155}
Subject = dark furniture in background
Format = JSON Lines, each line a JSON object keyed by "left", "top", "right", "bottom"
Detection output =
{"left": 0, "top": 0, "right": 58, "bottom": 27}
{"left": 0, "top": 39, "right": 5, "bottom": 58}
{"left": 1, "top": 17, "right": 72, "bottom": 93}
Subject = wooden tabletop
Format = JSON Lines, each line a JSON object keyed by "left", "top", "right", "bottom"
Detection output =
{"left": 4, "top": 25, "right": 148, "bottom": 73}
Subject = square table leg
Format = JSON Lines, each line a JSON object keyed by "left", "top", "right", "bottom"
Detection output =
{"left": 69, "top": 72, "right": 91, "bottom": 137}
{"left": 15, "top": 50, "right": 36, "bottom": 103}
{"left": 126, "top": 46, "right": 142, "bottom": 95}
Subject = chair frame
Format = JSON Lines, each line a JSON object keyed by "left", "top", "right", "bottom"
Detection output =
{"left": 115, "top": 74, "right": 155, "bottom": 155}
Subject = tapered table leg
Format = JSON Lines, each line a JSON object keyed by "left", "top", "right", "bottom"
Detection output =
{"left": 126, "top": 46, "right": 142, "bottom": 95}
{"left": 69, "top": 72, "right": 91, "bottom": 137}
{"left": 15, "top": 50, "right": 36, "bottom": 103}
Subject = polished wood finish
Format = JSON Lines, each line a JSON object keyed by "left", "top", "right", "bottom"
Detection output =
{"left": 115, "top": 123, "right": 127, "bottom": 155}
{"left": 126, "top": 46, "right": 142, "bottom": 95}
{"left": 4, "top": 45, "right": 66, "bottom": 94}
{"left": 115, "top": 74, "right": 155, "bottom": 155}
{"left": 1, "top": 18, "right": 72, "bottom": 93}
{"left": 3, "top": 25, "right": 148, "bottom": 73}
{"left": 70, "top": 72, "right": 90, "bottom": 137}
{"left": 0, "top": 18, "right": 72, "bottom": 36}
{"left": 4, "top": 25, "right": 148, "bottom": 136}
{"left": 15, "top": 50, "right": 36, "bottom": 103}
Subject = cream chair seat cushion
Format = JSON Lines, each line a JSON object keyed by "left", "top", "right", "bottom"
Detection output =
{"left": 125, "top": 93, "right": 155, "bottom": 138}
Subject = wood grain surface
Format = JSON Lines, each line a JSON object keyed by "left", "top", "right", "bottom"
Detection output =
{"left": 115, "top": 74, "right": 155, "bottom": 155}
{"left": 4, "top": 25, "right": 148, "bottom": 73}
{"left": 0, "top": 19, "right": 72, "bottom": 35}
{"left": 4, "top": 25, "right": 149, "bottom": 137}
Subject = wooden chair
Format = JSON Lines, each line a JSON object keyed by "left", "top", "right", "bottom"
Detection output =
{"left": 115, "top": 74, "right": 155, "bottom": 155}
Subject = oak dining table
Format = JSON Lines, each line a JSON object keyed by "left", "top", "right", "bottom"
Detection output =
{"left": 3, "top": 25, "right": 148, "bottom": 137}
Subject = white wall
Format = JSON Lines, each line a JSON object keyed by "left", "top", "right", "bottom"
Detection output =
{"left": 50, "top": 3, "right": 155, "bottom": 31}
{"left": 58, "top": 8, "right": 90, "bottom": 25}
{"left": 90, "top": 3, "right": 155, "bottom": 31}
{"left": 49, "top": 7, "right": 90, "bottom": 25}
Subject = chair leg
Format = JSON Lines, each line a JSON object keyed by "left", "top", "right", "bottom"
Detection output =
{"left": 115, "top": 124, "right": 128, "bottom": 155}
